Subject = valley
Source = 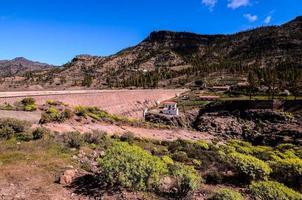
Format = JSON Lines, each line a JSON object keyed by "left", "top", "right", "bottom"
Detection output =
{"left": 0, "top": 9, "right": 301, "bottom": 200}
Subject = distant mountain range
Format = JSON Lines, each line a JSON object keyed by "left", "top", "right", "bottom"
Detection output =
{"left": 1, "top": 16, "right": 302, "bottom": 90}
{"left": 0, "top": 57, "right": 54, "bottom": 77}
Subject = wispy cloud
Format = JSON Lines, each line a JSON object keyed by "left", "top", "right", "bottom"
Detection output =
{"left": 228, "top": 0, "right": 250, "bottom": 9}
{"left": 264, "top": 15, "right": 272, "bottom": 24}
{"left": 202, "top": 0, "right": 218, "bottom": 11}
{"left": 244, "top": 13, "right": 258, "bottom": 22}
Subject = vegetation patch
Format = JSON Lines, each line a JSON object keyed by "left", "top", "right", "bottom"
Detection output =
{"left": 249, "top": 181, "right": 302, "bottom": 200}
{"left": 208, "top": 188, "right": 244, "bottom": 200}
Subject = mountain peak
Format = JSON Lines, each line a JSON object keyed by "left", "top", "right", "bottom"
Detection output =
{"left": 12, "top": 57, "right": 28, "bottom": 62}
{"left": 283, "top": 16, "right": 302, "bottom": 28}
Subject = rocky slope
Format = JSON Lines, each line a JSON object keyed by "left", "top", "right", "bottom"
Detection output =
{"left": 0, "top": 57, "right": 53, "bottom": 77}
{"left": 1, "top": 16, "right": 302, "bottom": 89}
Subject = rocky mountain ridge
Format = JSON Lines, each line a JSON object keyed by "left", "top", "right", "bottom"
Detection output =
{"left": 0, "top": 57, "right": 53, "bottom": 77}
{"left": 1, "top": 16, "right": 302, "bottom": 89}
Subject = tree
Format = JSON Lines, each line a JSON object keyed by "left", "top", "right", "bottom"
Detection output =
{"left": 82, "top": 74, "right": 93, "bottom": 87}
{"left": 247, "top": 71, "right": 259, "bottom": 100}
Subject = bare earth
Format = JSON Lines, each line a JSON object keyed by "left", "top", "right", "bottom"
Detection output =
{"left": 0, "top": 89, "right": 186, "bottom": 119}
{"left": 0, "top": 110, "right": 41, "bottom": 123}
{"left": 43, "top": 121, "right": 213, "bottom": 142}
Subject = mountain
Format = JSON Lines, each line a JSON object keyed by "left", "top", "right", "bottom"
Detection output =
{"left": 0, "top": 57, "right": 53, "bottom": 77}
{"left": 1, "top": 16, "right": 302, "bottom": 90}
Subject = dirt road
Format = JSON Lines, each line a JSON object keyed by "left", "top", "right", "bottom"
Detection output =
{"left": 43, "top": 122, "right": 213, "bottom": 142}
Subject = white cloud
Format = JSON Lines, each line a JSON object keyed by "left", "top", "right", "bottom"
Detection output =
{"left": 244, "top": 13, "right": 258, "bottom": 22}
{"left": 264, "top": 15, "right": 272, "bottom": 24}
{"left": 228, "top": 0, "right": 250, "bottom": 9}
{"left": 202, "top": 0, "right": 218, "bottom": 11}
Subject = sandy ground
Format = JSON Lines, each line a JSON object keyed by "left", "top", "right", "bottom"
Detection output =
{"left": 0, "top": 165, "right": 75, "bottom": 200}
{"left": 0, "top": 89, "right": 186, "bottom": 119}
{"left": 43, "top": 121, "right": 213, "bottom": 142}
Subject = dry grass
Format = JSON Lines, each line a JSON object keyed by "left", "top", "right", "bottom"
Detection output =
{"left": 0, "top": 138, "right": 78, "bottom": 200}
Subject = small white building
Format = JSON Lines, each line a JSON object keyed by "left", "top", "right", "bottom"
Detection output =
{"left": 162, "top": 101, "right": 179, "bottom": 116}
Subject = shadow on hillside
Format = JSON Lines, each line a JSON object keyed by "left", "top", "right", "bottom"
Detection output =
{"left": 67, "top": 174, "right": 121, "bottom": 199}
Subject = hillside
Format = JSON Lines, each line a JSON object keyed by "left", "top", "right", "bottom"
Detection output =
{"left": 1, "top": 16, "right": 302, "bottom": 90}
{"left": 0, "top": 57, "right": 53, "bottom": 77}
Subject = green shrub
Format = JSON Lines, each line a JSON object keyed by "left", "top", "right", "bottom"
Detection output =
{"left": 227, "top": 152, "right": 271, "bottom": 182}
{"left": 227, "top": 140, "right": 254, "bottom": 154}
{"left": 62, "top": 108, "right": 74, "bottom": 119}
{"left": 204, "top": 170, "right": 223, "bottom": 184}
{"left": 21, "top": 97, "right": 35, "bottom": 105}
{"left": 46, "top": 100, "right": 64, "bottom": 106}
{"left": 162, "top": 155, "right": 174, "bottom": 165}
{"left": 120, "top": 131, "right": 135, "bottom": 144}
{"left": 172, "top": 151, "right": 189, "bottom": 162}
{"left": 23, "top": 104, "right": 37, "bottom": 111}
{"left": 64, "top": 132, "right": 83, "bottom": 149}
{"left": 32, "top": 127, "right": 48, "bottom": 140}
{"left": 83, "top": 130, "right": 108, "bottom": 145}
{"left": 0, "top": 118, "right": 34, "bottom": 141}
{"left": 15, "top": 132, "right": 32, "bottom": 141}
{"left": 20, "top": 97, "right": 37, "bottom": 111}
{"left": 169, "top": 162, "right": 201, "bottom": 196}
{"left": 0, "top": 125, "right": 15, "bottom": 140}
{"left": 74, "top": 106, "right": 87, "bottom": 116}
{"left": 208, "top": 188, "right": 245, "bottom": 200}
{"left": 269, "top": 158, "right": 302, "bottom": 190}
{"left": 40, "top": 107, "right": 73, "bottom": 123}
{"left": 249, "top": 181, "right": 302, "bottom": 200}
{"left": 0, "top": 118, "right": 31, "bottom": 133}
{"left": 195, "top": 140, "right": 209, "bottom": 150}
{"left": 98, "top": 141, "right": 168, "bottom": 191}
{"left": 0, "top": 102, "right": 14, "bottom": 110}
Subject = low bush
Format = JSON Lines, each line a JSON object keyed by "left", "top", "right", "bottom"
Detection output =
{"left": 0, "top": 118, "right": 32, "bottom": 140}
{"left": 120, "top": 131, "right": 135, "bottom": 144}
{"left": 269, "top": 158, "right": 302, "bottom": 191}
{"left": 15, "top": 131, "right": 32, "bottom": 141}
{"left": 0, "top": 125, "right": 15, "bottom": 140}
{"left": 40, "top": 107, "right": 73, "bottom": 124}
{"left": 204, "top": 170, "right": 223, "bottom": 184}
{"left": 162, "top": 155, "right": 174, "bottom": 165}
{"left": 172, "top": 151, "right": 189, "bottom": 162}
{"left": 98, "top": 141, "right": 168, "bottom": 191}
{"left": 0, "top": 118, "right": 31, "bottom": 133}
{"left": 195, "top": 140, "right": 209, "bottom": 150}
{"left": 20, "top": 97, "right": 37, "bottom": 111}
{"left": 169, "top": 162, "right": 201, "bottom": 197}
{"left": 227, "top": 152, "right": 271, "bottom": 182}
{"left": 32, "top": 127, "right": 48, "bottom": 140}
{"left": 208, "top": 188, "right": 245, "bottom": 200}
{"left": 0, "top": 102, "right": 14, "bottom": 110}
{"left": 83, "top": 130, "right": 108, "bottom": 145}
{"left": 249, "top": 181, "right": 302, "bottom": 200}
{"left": 64, "top": 132, "right": 83, "bottom": 149}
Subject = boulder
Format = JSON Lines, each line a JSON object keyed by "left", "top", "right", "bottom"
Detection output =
{"left": 60, "top": 169, "right": 78, "bottom": 185}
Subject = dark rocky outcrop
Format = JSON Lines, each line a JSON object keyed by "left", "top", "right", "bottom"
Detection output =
{"left": 193, "top": 101, "right": 302, "bottom": 146}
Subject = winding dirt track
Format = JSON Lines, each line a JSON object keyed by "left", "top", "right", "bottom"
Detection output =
{"left": 0, "top": 89, "right": 187, "bottom": 119}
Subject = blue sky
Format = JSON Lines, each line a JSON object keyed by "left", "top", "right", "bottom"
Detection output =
{"left": 0, "top": 0, "right": 301, "bottom": 65}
